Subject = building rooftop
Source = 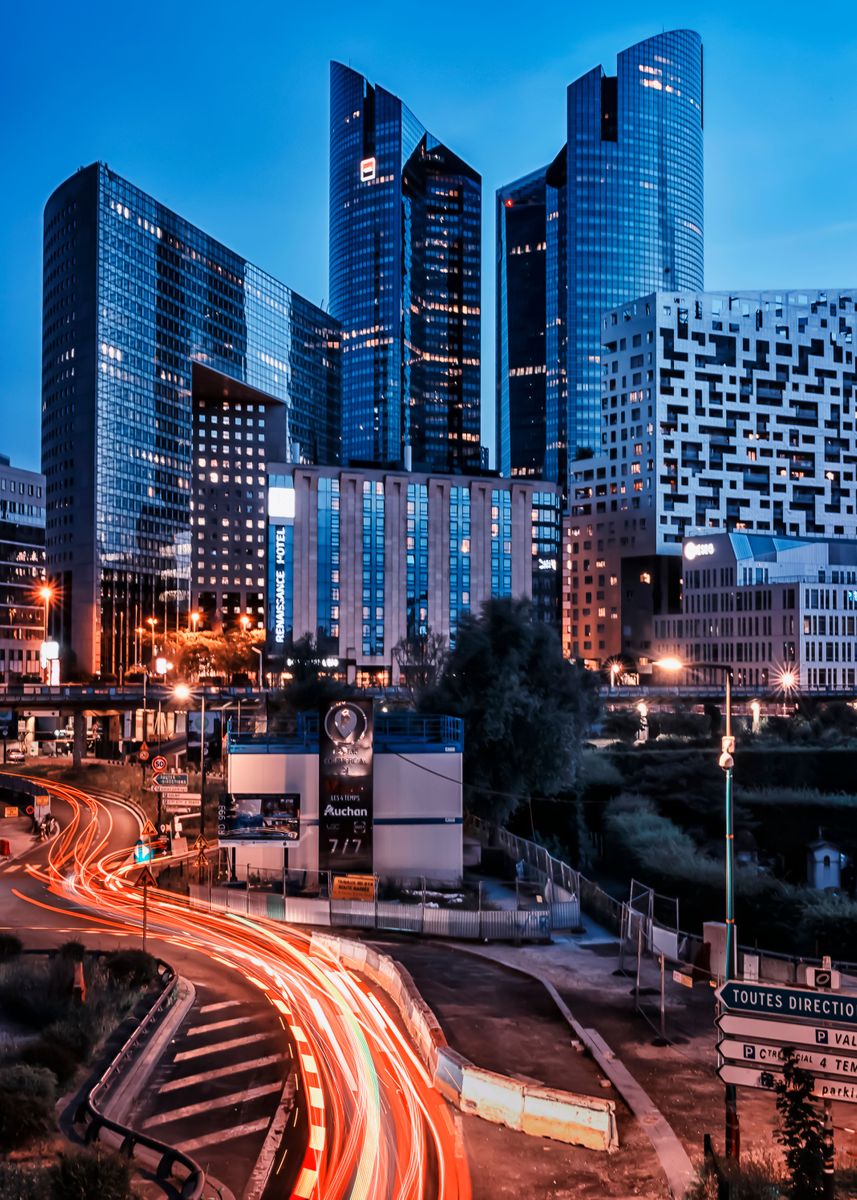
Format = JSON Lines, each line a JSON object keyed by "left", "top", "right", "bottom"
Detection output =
{"left": 228, "top": 711, "right": 463, "bottom": 754}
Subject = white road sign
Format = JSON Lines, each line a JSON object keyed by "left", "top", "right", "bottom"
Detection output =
{"left": 718, "top": 1013, "right": 857, "bottom": 1051}
{"left": 718, "top": 1039, "right": 857, "bottom": 1081}
{"left": 718, "top": 1063, "right": 857, "bottom": 1105}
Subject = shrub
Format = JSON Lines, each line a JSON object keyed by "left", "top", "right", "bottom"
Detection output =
{"left": 20, "top": 1037, "right": 79, "bottom": 1086}
{"left": 103, "top": 949, "right": 157, "bottom": 989}
{"left": 0, "top": 934, "right": 22, "bottom": 961}
{"left": 0, "top": 1163, "right": 50, "bottom": 1200}
{"left": 0, "top": 1089, "right": 55, "bottom": 1153}
{"left": 43, "top": 1010, "right": 98, "bottom": 1061}
{"left": 49, "top": 1148, "right": 133, "bottom": 1200}
{"left": 0, "top": 1064, "right": 56, "bottom": 1106}
{"left": 58, "top": 940, "right": 86, "bottom": 963}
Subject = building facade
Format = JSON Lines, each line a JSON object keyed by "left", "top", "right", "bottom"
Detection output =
{"left": 329, "top": 63, "right": 482, "bottom": 474}
{"left": 564, "top": 290, "right": 857, "bottom": 667}
{"left": 266, "top": 464, "right": 561, "bottom": 683}
{"left": 42, "top": 163, "right": 340, "bottom": 676}
{"left": 0, "top": 458, "right": 46, "bottom": 684}
{"left": 653, "top": 533, "right": 857, "bottom": 692}
{"left": 497, "top": 30, "right": 704, "bottom": 488}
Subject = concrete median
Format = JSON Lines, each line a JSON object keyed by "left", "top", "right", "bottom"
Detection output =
{"left": 309, "top": 931, "right": 618, "bottom": 1152}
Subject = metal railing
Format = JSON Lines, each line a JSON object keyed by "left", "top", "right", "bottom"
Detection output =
{"left": 466, "top": 815, "right": 581, "bottom": 902}
{"left": 75, "top": 958, "right": 205, "bottom": 1200}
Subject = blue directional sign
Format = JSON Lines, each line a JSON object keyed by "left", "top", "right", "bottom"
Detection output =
{"left": 717, "top": 982, "right": 857, "bottom": 1027}
{"left": 134, "top": 838, "right": 153, "bottom": 864}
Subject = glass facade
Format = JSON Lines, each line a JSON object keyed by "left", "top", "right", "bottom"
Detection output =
{"left": 330, "top": 63, "right": 482, "bottom": 474}
{"left": 497, "top": 30, "right": 704, "bottom": 491}
{"left": 496, "top": 170, "right": 548, "bottom": 479}
{"left": 406, "top": 482, "right": 428, "bottom": 639}
{"left": 317, "top": 477, "right": 340, "bottom": 641}
{"left": 42, "top": 163, "right": 340, "bottom": 675}
{"left": 448, "top": 486, "right": 471, "bottom": 641}
{"left": 0, "top": 460, "right": 46, "bottom": 683}
{"left": 362, "top": 479, "right": 385, "bottom": 656}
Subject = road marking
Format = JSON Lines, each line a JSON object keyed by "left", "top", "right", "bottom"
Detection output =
{"left": 159, "top": 1053, "right": 286, "bottom": 1094}
{"left": 186, "top": 1015, "right": 248, "bottom": 1037}
{"left": 198, "top": 999, "right": 242, "bottom": 1014}
{"left": 143, "top": 1081, "right": 282, "bottom": 1128}
{"left": 174, "top": 1032, "right": 275, "bottom": 1062}
{"left": 4, "top": 865, "right": 21, "bottom": 873}
{"left": 178, "top": 1117, "right": 271, "bottom": 1153}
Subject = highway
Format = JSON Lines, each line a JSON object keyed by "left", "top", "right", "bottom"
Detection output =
{"left": 2, "top": 777, "right": 471, "bottom": 1200}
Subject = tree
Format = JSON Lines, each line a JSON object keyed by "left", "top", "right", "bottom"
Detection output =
{"left": 393, "top": 627, "right": 448, "bottom": 702}
{"left": 267, "top": 634, "right": 346, "bottom": 729}
{"left": 420, "top": 599, "right": 600, "bottom": 825}
{"left": 162, "top": 627, "right": 265, "bottom": 682}
{"left": 774, "top": 1048, "right": 825, "bottom": 1199}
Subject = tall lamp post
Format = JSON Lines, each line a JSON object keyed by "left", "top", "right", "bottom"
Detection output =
{"left": 37, "top": 584, "right": 54, "bottom": 682}
{"left": 251, "top": 645, "right": 264, "bottom": 690}
{"left": 655, "top": 656, "right": 738, "bottom": 1158}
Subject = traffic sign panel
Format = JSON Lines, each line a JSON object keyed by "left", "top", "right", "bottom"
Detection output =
{"left": 718, "top": 1062, "right": 857, "bottom": 1105}
{"left": 718, "top": 1013, "right": 857, "bottom": 1051}
{"left": 717, "top": 981, "right": 857, "bottom": 1027}
{"left": 718, "top": 1038, "right": 857, "bottom": 1081}
{"left": 135, "top": 864, "right": 157, "bottom": 889}
{"left": 141, "top": 819, "right": 158, "bottom": 839}
{"left": 151, "top": 755, "right": 168, "bottom": 774}
{"left": 153, "top": 773, "right": 188, "bottom": 792}
{"left": 138, "top": 742, "right": 150, "bottom": 763}
{"left": 192, "top": 834, "right": 209, "bottom": 851}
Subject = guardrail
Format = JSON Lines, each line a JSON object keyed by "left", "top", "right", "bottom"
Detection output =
{"left": 74, "top": 959, "right": 205, "bottom": 1200}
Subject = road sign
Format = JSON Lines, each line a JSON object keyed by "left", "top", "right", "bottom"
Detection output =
{"left": 141, "top": 818, "right": 158, "bottom": 839}
{"left": 134, "top": 838, "right": 153, "bottom": 863}
{"left": 718, "top": 1062, "right": 857, "bottom": 1104}
{"left": 718, "top": 1013, "right": 857, "bottom": 1051}
{"left": 151, "top": 755, "right": 168, "bottom": 774}
{"left": 139, "top": 742, "right": 150, "bottom": 763}
{"left": 719, "top": 1039, "right": 857, "bottom": 1081}
{"left": 163, "top": 795, "right": 201, "bottom": 812}
{"left": 192, "top": 834, "right": 209, "bottom": 851}
{"left": 135, "top": 864, "right": 157, "bottom": 889}
{"left": 153, "top": 773, "right": 188, "bottom": 792}
{"left": 717, "top": 981, "right": 857, "bottom": 1027}
{"left": 673, "top": 970, "right": 694, "bottom": 989}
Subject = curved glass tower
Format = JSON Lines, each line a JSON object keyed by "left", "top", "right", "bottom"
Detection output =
{"left": 497, "top": 30, "right": 703, "bottom": 490}
{"left": 329, "top": 62, "right": 482, "bottom": 473}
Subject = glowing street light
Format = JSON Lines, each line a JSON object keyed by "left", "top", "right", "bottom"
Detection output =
{"left": 174, "top": 682, "right": 207, "bottom": 836}
{"left": 190, "top": 611, "right": 201, "bottom": 633}
{"left": 239, "top": 614, "right": 252, "bottom": 633}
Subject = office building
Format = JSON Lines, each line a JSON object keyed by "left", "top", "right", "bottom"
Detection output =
{"left": 266, "top": 463, "right": 561, "bottom": 684}
{"left": 653, "top": 533, "right": 857, "bottom": 692}
{"left": 496, "top": 171, "right": 548, "bottom": 478}
{"left": 497, "top": 30, "right": 704, "bottom": 488}
{"left": 0, "top": 457, "right": 46, "bottom": 684}
{"left": 564, "top": 290, "right": 857, "bottom": 666}
{"left": 42, "top": 163, "right": 340, "bottom": 676}
{"left": 329, "top": 63, "right": 482, "bottom": 473}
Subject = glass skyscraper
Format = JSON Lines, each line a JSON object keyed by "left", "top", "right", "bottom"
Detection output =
{"left": 497, "top": 30, "right": 704, "bottom": 490}
{"left": 329, "top": 63, "right": 482, "bottom": 474}
{"left": 42, "top": 162, "right": 340, "bottom": 677}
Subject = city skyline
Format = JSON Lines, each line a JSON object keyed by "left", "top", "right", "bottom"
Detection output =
{"left": 5, "top": 0, "right": 857, "bottom": 473}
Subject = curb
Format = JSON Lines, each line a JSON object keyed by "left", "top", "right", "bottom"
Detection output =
{"left": 242, "top": 1069, "right": 296, "bottom": 1200}
{"left": 450, "top": 943, "right": 695, "bottom": 1199}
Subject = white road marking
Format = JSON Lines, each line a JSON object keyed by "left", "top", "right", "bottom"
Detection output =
{"left": 173, "top": 1032, "right": 274, "bottom": 1062}
{"left": 144, "top": 1081, "right": 282, "bottom": 1128}
{"left": 178, "top": 1117, "right": 271, "bottom": 1153}
{"left": 186, "top": 1016, "right": 247, "bottom": 1036}
{"left": 198, "top": 999, "right": 242, "bottom": 1014}
{"left": 159, "top": 1054, "right": 286, "bottom": 1094}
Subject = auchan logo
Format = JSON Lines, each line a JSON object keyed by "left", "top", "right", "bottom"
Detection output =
{"left": 684, "top": 542, "right": 715, "bottom": 561}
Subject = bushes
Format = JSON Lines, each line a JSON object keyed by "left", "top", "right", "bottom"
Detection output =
{"left": 49, "top": 1148, "right": 133, "bottom": 1200}
{"left": 103, "top": 949, "right": 158, "bottom": 989}
{"left": 0, "top": 933, "right": 22, "bottom": 962}
{"left": 0, "top": 1067, "right": 56, "bottom": 1152}
{"left": 20, "top": 1037, "right": 79, "bottom": 1086}
{"left": 0, "top": 1163, "right": 50, "bottom": 1200}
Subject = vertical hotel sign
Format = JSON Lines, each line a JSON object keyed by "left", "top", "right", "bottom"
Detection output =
{"left": 319, "top": 699, "right": 373, "bottom": 875}
{"left": 267, "top": 483, "right": 295, "bottom": 650}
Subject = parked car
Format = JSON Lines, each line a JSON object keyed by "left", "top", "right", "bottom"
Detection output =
{"left": 5, "top": 746, "right": 26, "bottom": 764}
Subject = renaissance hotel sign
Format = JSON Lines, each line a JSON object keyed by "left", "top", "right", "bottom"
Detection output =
{"left": 319, "top": 699, "right": 374, "bottom": 875}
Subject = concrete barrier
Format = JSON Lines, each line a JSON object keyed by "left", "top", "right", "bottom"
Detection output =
{"left": 309, "top": 930, "right": 618, "bottom": 1152}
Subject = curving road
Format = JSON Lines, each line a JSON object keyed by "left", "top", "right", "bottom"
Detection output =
{"left": 4, "top": 777, "right": 471, "bottom": 1200}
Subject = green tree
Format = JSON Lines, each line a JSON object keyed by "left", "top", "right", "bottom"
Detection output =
{"left": 421, "top": 599, "right": 600, "bottom": 824}
{"left": 267, "top": 634, "right": 346, "bottom": 729}
{"left": 393, "top": 627, "right": 448, "bottom": 702}
{"left": 774, "top": 1048, "right": 825, "bottom": 1199}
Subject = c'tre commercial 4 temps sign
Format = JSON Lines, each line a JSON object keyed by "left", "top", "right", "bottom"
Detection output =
{"left": 318, "top": 699, "right": 374, "bottom": 875}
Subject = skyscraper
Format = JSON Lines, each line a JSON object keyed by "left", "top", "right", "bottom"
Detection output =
{"left": 42, "top": 163, "right": 340, "bottom": 677}
{"left": 497, "top": 30, "right": 704, "bottom": 490}
{"left": 329, "top": 62, "right": 482, "bottom": 474}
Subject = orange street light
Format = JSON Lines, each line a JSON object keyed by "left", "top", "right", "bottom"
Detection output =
{"left": 654, "top": 656, "right": 685, "bottom": 672}
{"left": 239, "top": 614, "right": 251, "bottom": 632}
{"left": 190, "top": 610, "right": 201, "bottom": 632}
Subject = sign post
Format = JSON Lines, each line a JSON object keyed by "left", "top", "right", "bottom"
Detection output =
{"left": 135, "top": 863, "right": 157, "bottom": 953}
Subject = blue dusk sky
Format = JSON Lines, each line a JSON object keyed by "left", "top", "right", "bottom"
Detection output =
{"left": 4, "top": 0, "right": 857, "bottom": 472}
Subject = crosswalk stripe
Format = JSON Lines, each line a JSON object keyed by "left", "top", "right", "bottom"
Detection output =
{"left": 173, "top": 1032, "right": 275, "bottom": 1062}
{"left": 186, "top": 1016, "right": 247, "bottom": 1037}
{"left": 198, "top": 999, "right": 242, "bottom": 1014}
{"left": 143, "top": 1081, "right": 282, "bottom": 1128}
{"left": 178, "top": 1117, "right": 271, "bottom": 1153}
{"left": 4, "top": 865, "right": 21, "bottom": 873}
{"left": 159, "top": 1053, "right": 286, "bottom": 1094}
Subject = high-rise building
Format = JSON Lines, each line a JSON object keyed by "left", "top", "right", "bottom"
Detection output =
{"left": 0, "top": 457, "right": 46, "bottom": 684}
{"left": 266, "top": 463, "right": 561, "bottom": 685}
{"left": 496, "top": 171, "right": 547, "bottom": 478}
{"left": 42, "top": 163, "right": 340, "bottom": 677}
{"left": 329, "top": 63, "right": 482, "bottom": 474}
{"left": 497, "top": 31, "right": 704, "bottom": 489}
{"left": 563, "top": 289, "right": 857, "bottom": 667}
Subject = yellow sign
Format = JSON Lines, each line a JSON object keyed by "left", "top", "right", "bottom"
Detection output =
{"left": 135, "top": 864, "right": 157, "bottom": 889}
{"left": 3, "top": 807, "right": 17, "bottom": 819}
{"left": 141, "top": 819, "right": 158, "bottom": 839}
{"left": 332, "top": 875, "right": 377, "bottom": 903}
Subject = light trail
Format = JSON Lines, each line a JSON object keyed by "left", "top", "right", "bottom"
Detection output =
{"left": 11, "top": 777, "right": 471, "bottom": 1200}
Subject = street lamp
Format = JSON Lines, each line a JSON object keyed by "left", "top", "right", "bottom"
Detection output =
{"left": 655, "top": 655, "right": 739, "bottom": 1158}
{"left": 37, "top": 584, "right": 55, "bottom": 682}
{"left": 146, "top": 616, "right": 158, "bottom": 673}
{"left": 239, "top": 613, "right": 252, "bottom": 633}
{"left": 174, "top": 682, "right": 207, "bottom": 838}
{"left": 189, "top": 610, "right": 201, "bottom": 633}
{"left": 608, "top": 660, "right": 623, "bottom": 692}
{"left": 251, "top": 645, "right": 264, "bottom": 690}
